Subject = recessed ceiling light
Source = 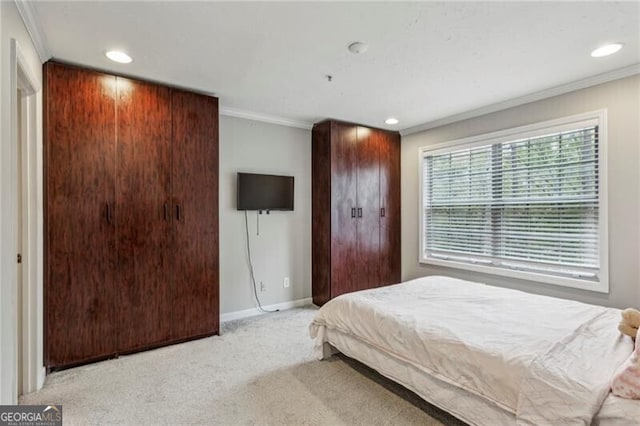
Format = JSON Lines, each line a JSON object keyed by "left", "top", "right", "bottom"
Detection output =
{"left": 385, "top": 118, "right": 399, "bottom": 125}
{"left": 106, "top": 50, "right": 132, "bottom": 64}
{"left": 591, "top": 43, "right": 623, "bottom": 58}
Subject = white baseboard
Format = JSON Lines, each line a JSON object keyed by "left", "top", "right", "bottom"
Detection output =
{"left": 37, "top": 366, "right": 46, "bottom": 390}
{"left": 221, "top": 297, "right": 313, "bottom": 323}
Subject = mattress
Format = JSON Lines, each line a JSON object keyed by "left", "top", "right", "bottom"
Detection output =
{"left": 309, "top": 276, "right": 640, "bottom": 425}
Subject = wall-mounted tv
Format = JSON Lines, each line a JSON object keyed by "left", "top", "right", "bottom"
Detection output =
{"left": 237, "top": 173, "right": 294, "bottom": 211}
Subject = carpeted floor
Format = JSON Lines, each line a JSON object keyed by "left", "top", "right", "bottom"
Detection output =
{"left": 21, "top": 307, "right": 463, "bottom": 425}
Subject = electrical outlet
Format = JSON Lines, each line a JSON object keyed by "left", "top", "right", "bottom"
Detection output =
{"left": 260, "top": 281, "right": 266, "bottom": 292}
{"left": 283, "top": 277, "right": 290, "bottom": 288}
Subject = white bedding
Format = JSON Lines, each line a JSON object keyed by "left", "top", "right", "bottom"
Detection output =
{"left": 309, "top": 276, "right": 639, "bottom": 425}
{"left": 318, "top": 326, "right": 640, "bottom": 426}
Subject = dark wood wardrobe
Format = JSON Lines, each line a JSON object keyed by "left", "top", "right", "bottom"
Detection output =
{"left": 312, "top": 120, "right": 401, "bottom": 306}
{"left": 44, "top": 62, "right": 219, "bottom": 369}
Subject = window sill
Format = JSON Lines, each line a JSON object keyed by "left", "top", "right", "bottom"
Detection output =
{"left": 419, "top": 257, "right": 609, "bottom": 294}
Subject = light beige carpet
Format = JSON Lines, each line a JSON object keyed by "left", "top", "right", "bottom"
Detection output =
{"left": 21, "top": 307, "right": 463, "bottom": 425}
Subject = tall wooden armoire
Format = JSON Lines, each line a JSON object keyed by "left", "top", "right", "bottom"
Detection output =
{"left": 44, "top": 62, "right": 219, "bottom": 369}
{"left": 311, "top": 120, "right": 401, "bottom": 305}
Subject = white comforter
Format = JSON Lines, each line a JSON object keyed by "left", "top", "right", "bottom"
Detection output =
{"left": 309, "top": 276, "right": 635, "bottom": 425}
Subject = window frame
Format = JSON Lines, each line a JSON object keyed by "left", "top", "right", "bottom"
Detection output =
{"left": 418, "top": 110, "right": 609, "bottom": 293}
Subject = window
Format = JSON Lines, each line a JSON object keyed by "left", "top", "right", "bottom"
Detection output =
{"left": 419, "top": 111, "right": 608, "bottom": 292}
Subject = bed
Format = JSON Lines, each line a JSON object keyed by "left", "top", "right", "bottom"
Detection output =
{"left": 309, "top": 276, "right": 640, "bottom": 425}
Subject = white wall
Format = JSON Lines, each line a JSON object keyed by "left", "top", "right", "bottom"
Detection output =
{"left": 401, "top": 75, "right": 640, "bottom": 309}
{"left": 219, "top": 116, "right": 312, "bottom": 315}
{"left": 0, "top": 1, "right": 44, "bottom": 404}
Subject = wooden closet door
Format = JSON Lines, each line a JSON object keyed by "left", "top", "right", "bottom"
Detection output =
{"left": 171, "top": 90, "right": 219, "bottom": 338}
{"left": 379, "top": 130, "right": 401, "bottom": 286}
{"left": 356, "top": 127, "right": 381, "bottom": 289}
{"left": 45, "top": 63, "right": 118, "bottom": 367}
{"left": 311, "top": 122, "right": 332, "bottom": 305}
{"left": 116, "top": 78, "right": 173, "bottom": 351}
{"left": 330, "top": 122, "right": 360, "bottom": 297}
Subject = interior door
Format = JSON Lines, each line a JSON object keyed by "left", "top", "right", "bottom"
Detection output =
{"left": 17, "top": 87, "right": 24, "bottom": 393}
{"left": 378, "top": 130, "right": 401, "bottom": 286}
{"left": 116, "top": 77, "right": 173, "bottom": 351}
{"left": 45, "top": 63, "right": 118, "bottom": 367}
{"left": 171, "top": 90, "right": 219, "bottom": 338}
{"left": 330, "top": 122, "right": 360, "bottom": 297}
{"left": 356, "top": 127, "right": 381, "bottom": 289}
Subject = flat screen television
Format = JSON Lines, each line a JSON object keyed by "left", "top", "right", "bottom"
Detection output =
{"left": 237, "top": 173, "right": 294, "bottom": 211}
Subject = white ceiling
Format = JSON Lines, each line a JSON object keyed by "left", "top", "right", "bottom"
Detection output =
{"left": 29, "top": 1, "right": 640, "bottom": 131}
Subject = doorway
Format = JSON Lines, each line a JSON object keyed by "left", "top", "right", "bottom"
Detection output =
{"left": 16, "top": 87, "right": 25, "bottom": 396}
{"left": 10, "top": 38, "right": 43, "bottom": 401}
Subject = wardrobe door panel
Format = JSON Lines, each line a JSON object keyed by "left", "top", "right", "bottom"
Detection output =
{"left": 116, "top": 78, "right": 173, "bottom": 351}
{"left": 45, "top": 63, "right": 117, "bottom": 367}
{"left": 312, "top": 122, "right": 332, "bottom": 305}
{"left": 330, "top": 122, "right": 359, "bottom": 298}
{"left": 379, "top": 131, "right": 401, "bottom": 286}
{"left": 171, "top": 90, "right": 219, "bottom": 338}
{"left": 356, "top": 127, "right": 381, "bottom": 289}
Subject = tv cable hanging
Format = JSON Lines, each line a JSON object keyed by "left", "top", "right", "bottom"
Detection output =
{"left": 244, "top": 210, "right": 278, "bottom": 313}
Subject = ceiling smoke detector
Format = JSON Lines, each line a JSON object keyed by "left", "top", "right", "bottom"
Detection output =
{"left": 348, "top": 42, "right": 369, "bottom": 54}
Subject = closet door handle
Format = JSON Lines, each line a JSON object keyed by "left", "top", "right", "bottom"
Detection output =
{"left": 176, "top": 204, "right": 182, "bottom": 222}
{"left": 357, "top": 208, "right": 362, "bottom": 218}
{"left": 381, "top": 208, "right": 386, "bottom": 217}
{"left": 164, "top": 203, "right": 170, "bottom": 221}
{"left": 106, "top": 202, "right": 113, "bottom": 224}
{"left": 351, "top": 208, "right": 356, "bottom": 218}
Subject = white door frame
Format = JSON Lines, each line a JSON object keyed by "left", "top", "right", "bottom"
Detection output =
{"left": 10, "top": 38, "right": 44, "bottom": 397}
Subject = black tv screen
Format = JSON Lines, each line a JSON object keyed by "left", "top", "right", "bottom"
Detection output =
{"left": 237, "top": 173, "right": 294, "bottom": 211}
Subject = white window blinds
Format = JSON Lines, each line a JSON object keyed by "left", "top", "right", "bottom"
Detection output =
{"left": 422, "top": 120, "right": 602, "bottom": 283}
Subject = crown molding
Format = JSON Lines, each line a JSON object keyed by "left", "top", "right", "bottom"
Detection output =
{"left": 220, "top": 106, "right": 313, "bottom": 130}
{"left": 14, "top": 0, "right": 51, "bottom": 62}
{"left": 401, "top": 63, "right": 640, "bottom": 136}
